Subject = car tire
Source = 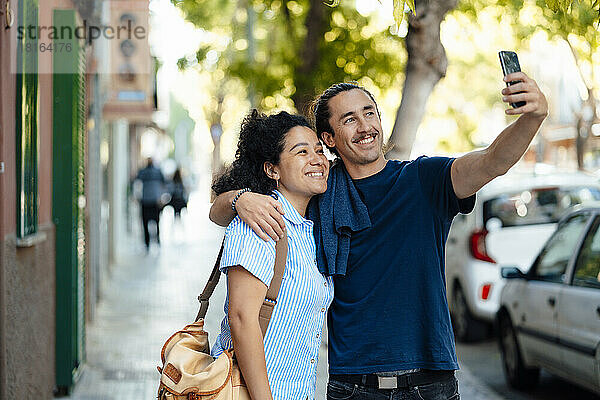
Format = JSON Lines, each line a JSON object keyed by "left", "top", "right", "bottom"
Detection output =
{"left": 451, "top": 284, "right": 488, "bottom": 342}
{"left": 498, "top": 313, "right": 540, "bottom": 391}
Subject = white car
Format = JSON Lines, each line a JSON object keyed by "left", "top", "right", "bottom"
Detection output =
{"left": 497, "top": 205, "right": 600, "bottom": 395}
{"left": 445, "top": 171, "right": 600, "bottom": 342}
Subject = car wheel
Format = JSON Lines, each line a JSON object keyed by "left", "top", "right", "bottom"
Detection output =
{"left": 451, "top": 284, "right": 488, "bottom": 342}
{"left": 498, "top": 313, "right": 540, "bottom": 390}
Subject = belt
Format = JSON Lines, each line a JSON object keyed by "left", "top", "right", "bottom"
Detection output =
{"left": 330, "top": 370, "right": 455, "bottom": 390}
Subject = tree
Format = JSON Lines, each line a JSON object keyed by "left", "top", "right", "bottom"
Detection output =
{"left": 387, "top": 0, "right": 457, "bottom": 159}
{"left": 386, "top": 0, "right": 599, "bottom": 160}
{"left": 470, "top": 0, "right": 600, "bottom": 169}
{"left": 172, "top": 0, "right": 405, "bottom": 114}
{"left": 525, "top": 0, "right": 599, "bottom": 169}
{"left": 173, "top": 0, "right": 599, "bottom": 165}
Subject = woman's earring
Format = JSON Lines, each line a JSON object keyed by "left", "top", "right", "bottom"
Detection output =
{"left": 275, "top": 179, "right": 279, "bottom": 189}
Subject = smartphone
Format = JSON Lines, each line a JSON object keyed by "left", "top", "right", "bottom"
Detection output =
{"left": 498, "top": 51, "right": 526, "bottom": 108}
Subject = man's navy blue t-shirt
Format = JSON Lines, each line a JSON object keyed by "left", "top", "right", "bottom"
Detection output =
{"left": 326, "top": 156, "right": 475, "bottom": 374}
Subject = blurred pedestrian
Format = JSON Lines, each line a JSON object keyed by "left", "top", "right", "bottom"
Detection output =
{"left": 167, "top": 168, "right": 188, "bottom": 220}
{"left": 135, "top": 157, "right": 165, "bottom": 250}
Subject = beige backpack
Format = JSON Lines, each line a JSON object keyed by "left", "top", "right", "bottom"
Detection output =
{"left": 157, "top": 237, "right": 288, "bottom": 399}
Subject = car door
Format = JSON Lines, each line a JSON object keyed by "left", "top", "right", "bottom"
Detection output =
{"left": 446, "top": 213, "right": 472, "bottom": 273}
{"left": 558, "top": 215, "right": 600, "bottom": 391}
{"left": 517, "top": 212, "right": 592, "bottom": 368}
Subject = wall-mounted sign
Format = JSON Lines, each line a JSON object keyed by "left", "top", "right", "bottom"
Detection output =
{"left": 103, "top": 0, "right": 155, "bottom": 121}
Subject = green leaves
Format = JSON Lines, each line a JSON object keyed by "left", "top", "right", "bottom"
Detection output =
{"left": 545, "top": 0, "right": 600, "bottom": 28}
{"left": 544, "top": 0, "right": 599, "bottom": 25}
{"left": 392, "top": 0, "right": 416, "bottom": 27}
{"left": 173, "top": 0, "right": 406, "bottom": 112}
{"left": 545, "top": 0, "right": 572, "bottom": 12}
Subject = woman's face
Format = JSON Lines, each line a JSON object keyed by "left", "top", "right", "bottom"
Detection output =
{"left": 272, "top": 125, "right": 329, "bottom": 199}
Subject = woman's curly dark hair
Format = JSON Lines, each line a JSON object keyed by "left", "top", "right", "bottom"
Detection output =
{"left": 212, "top": 109, "right": 312, "bottom": 196}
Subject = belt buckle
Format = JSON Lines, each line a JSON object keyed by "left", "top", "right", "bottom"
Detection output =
{"left": 377, "top": 375, "right": 397, "bottom": 389}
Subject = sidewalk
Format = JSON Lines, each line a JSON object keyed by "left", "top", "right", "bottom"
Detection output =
{"left": 65, "top": 194, "right": 502, "bottom": 400}
{"left": 66, "top": 197, "right": 230, "bottom": 399}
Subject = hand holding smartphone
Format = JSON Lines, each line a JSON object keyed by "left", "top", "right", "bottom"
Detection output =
{"left": 498, "top": 51, "right": 526, "bottom": 108}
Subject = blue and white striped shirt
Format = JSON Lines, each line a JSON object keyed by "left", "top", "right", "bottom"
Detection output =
{"left": 211, "top": 191, "right": 334, "bottom": 400}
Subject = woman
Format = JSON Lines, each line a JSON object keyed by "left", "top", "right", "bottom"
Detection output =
{"left": 167, "top": 168, "right": 188, "bottom": 219}
{"left": 210, "top": 110, "right": 333, "bottom": 400}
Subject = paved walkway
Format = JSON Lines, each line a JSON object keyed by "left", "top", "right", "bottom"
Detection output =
{"left": 64, "top": 194, "right": 503, "bottom": 400}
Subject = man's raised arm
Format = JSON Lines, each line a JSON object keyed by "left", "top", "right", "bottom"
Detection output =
{"left": 209, "top": 191, "right": 286, "bottom": 241}
{"left": 451, "top": 72, "right": 548, "bottom": 199}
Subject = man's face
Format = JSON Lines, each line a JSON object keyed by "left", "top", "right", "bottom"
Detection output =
{"left": 322, "top": 89, "right": 385, "bottom": 168}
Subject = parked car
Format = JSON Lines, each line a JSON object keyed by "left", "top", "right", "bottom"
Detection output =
{"left": 445, "top": 171, "right": 600, "bottom": 341}
{"left": 496, "top": 204, "right": 600, "bottom": 395}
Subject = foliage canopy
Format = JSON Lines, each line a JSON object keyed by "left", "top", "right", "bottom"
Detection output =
{"left": 172, "top": 0, "right": 405, "bottom": 113}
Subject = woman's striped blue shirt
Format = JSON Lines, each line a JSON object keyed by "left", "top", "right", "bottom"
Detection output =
{"left": 211, "top": 191, "right": 334, "bottom": 400}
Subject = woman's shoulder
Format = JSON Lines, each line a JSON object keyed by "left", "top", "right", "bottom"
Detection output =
{"left": 225, "top": 215, "right": 251, "bottom": 235}
{"left": 225, "top": 217, "right": 276, "bottom": 249}
{"left": 221, "top": 217, "right": 277, "bottom": 278}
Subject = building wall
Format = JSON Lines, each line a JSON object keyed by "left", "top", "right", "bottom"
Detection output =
{"left": 0, "top": 0, "right": 16, "bottom": 240}
{"left": 2, "top": 226, "right": 56, "bottom": 399}
{"left": 0, "top": 0, "right": 57, "bottom": 398}
{"left": 0, "top": 1, "right": 17, "bottom": 397}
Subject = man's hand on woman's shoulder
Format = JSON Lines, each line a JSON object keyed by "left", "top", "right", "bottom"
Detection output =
{"left": 235, "top": 192, "right": 286, "bottom": 242}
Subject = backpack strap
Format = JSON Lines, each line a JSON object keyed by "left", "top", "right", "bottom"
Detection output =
{"left": 195, "top": 235, "right": 289, "bottom": 336}
{"left": 194, "top": 240, "right": 225, "bottom": 322}
{"left": 259, "top": 235, "right": 288, "bottom": 335}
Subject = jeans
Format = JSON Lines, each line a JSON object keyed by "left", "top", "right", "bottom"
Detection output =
{"left": 327, "top": 374, "right": 459, "bottom": 400}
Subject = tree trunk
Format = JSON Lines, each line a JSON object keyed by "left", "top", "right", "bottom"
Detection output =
{"left": 565, "top": 39, "right": 596, "bottom": 170}
{"left": 210, "top": 123, "right": 224, "bottom": 202}
{"left": 292, "top": 0, "right": 330, "bottom": 115}
{"left": 575, "top": 87, "right": 596, "bottom": 170}
{"left": 209, "top": 90, "right": 225, "bottom": 201}
{"left": 387, "top": 0, "right": 457, "bottom": 160}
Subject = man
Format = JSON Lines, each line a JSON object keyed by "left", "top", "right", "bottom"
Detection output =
{"left": 210, "top": 72, "right": 547, "bottom": 399}
{"left": 135, "top": 157, "right": 166, "bottom": 250}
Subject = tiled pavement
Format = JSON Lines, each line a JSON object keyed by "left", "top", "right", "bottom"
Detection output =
{"left": 64, "top": 194, "right": 503, "bottom": 400}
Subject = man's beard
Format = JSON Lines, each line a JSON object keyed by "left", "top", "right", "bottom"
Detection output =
{"left": 347, "top": 142, "right": 382, "bottom": 165}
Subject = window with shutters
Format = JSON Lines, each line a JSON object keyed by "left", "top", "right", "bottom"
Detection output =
{"left": 15, "top": 0, "right": 39, "bottom": 239}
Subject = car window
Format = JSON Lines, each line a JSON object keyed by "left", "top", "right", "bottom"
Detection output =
{"left": 483, "top": 186, "right": 600, "bottom": 228}
{"left": 573, "top": 216, "right": 600, "bottom": 289}
{"left": 531, "top": 213, "right": 591, "bottom": 283}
